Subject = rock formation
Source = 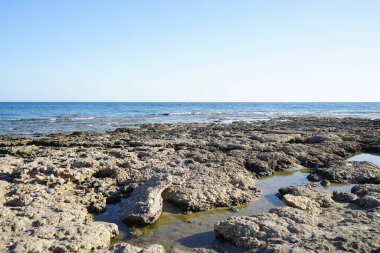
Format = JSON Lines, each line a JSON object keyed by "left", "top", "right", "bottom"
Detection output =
{"left": 120, "top": 173, "right": 172, "bottom": 225}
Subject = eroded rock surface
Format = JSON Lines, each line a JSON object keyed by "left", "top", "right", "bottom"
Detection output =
{"left": 310, "top": 161, "right": 380, "bottom": 184}
{"left": 0, "top": 182, "right": 119, "bottom": 253}
{"left": 0, "top": 117, "right": 379, "bottom": 252}
{"left": 120, "top": 173, "right": 172, "bottom": 224}
{"left": 352, "top": 184, "right": 380, "bottom": 208}
{"left": 278, "top": 184, "right": 335, "bottom": 208}
{"left": 163, "top": 165, "right": 260, "bottom": 211}
{"left": 215, "top": 184, "right": 380, "bottom": 252}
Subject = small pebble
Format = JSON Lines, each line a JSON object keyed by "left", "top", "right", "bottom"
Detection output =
{"left": 57, "top": 178, "right": 66, "bottom": 185}
{"left": 307, "top": 174, "right": 320, "bottom": 182}
{"left": 321, "top": 179, "right": 331, "bottom": 186}
{"left": 46, "top": 188, "right": 55, "bottom": 194}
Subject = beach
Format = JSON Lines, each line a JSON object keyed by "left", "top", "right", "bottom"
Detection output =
{"left": 0, "top": 117, "right": 379, "bottom": 252}
{"left": 2, "top": 0, "right": 380, "bottom": 251}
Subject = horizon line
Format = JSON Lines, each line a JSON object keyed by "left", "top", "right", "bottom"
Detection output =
{"left": 0, "top": 101, "right": 379, "bottom": 103}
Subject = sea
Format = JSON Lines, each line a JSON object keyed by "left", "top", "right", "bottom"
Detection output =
{"left": 0, "top": 102, "right": 379, "bottom": 136}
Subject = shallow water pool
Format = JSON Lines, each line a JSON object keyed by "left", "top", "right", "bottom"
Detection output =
{"left": 346, "top": 153, "right": 380, "bottom": 165}
{"left": 95, "top": 153, "right": 380, "bottom": 251}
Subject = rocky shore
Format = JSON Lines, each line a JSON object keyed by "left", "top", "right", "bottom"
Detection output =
{"left": 0, "top": 117, "right": 379, "bottom": 252}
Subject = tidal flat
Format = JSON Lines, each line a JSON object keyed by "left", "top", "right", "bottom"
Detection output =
{"left": 0, "top": 117, "right": 379, "bottom": 252}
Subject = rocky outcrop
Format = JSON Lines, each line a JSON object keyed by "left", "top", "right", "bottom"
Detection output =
{"left": 10, "top": 222, "right": 119, "bottom": 253}
{"left": 163, "top": 165, "right": 260, "bottom": 211}
{"left": 304, "top": 133, "right": 342, "bottom": 143}
{"left": 215, "top": 185, "right": 380, "bottom": 252}
{"left": 120, "top": 174, "right": 172, "bottom": 225}
{"left": 278, "top": 184, "right": 335, "bottom": 208}
{"left": 282, "top": 194, "right": 321, "bottom": 216}
{"left": 0, "top": 117, "right": 379, "bottom": 251}
{"left": 332, "top": 191, "right": 358, "bottom": 203}
{"left": 244, "top": 151, "right": 300, "bottom": 177}
{"left": 310, "top": 161, "right": 380, "bottom": 184}
{"left": 215, "top": 207, "right": 317, "bottom": 250}
{"left": 352, "top": 184, "right": 380, "bottom": 208}
{"left": 0, "top": 182, "right": 119, "bottom": 253}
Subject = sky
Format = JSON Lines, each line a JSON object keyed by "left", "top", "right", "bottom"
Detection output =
{"left": 0, "top": 0, "right": 379, "bottom": 102}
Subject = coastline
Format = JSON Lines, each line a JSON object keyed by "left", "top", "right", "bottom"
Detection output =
{"left": 1, "top": 102, "right": 380, "bottom": 137}
{"left": 0, "top": 117, "right": 379, "bottom": 252}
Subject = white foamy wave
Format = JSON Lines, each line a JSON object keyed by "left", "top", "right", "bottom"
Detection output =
{"left": 72, "top": 116, "right": 95, "bottom": 120}
{"left": 56, "top": 116, "right": 96, "bottom": 121}
{"left": 163, "top": 112, "right": 200, "bottom": 116}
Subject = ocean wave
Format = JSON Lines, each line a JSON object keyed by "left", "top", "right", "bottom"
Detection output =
{"left": 1, "top": 103, "right": 380, "bottom": 136}
{"left": 56, "top": 116, "right": 96, "bottom": 121}
{"left": 162, "top": 112, "right": 201, "bottom": 116}
{"left": 2, "top": 116, "right": 96, "bottom": 123}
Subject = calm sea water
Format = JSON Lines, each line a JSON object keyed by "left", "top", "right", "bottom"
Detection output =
{"left": 0, "top": 102, "right": 379, "bottom": 136}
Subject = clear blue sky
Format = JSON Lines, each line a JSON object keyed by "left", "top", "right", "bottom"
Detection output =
{"left": 1, "top": 0, "right": 379, "bottom": 102}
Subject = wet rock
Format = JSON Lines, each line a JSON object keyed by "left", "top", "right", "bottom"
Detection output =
{"left": 352, "top": 184, "right": 380, "bottom": 208}
{"left": 88, "top": 199, "right": 107, "bottom": 213}
{"left": 106, "top": 192, "right": 121, "bottom": 204}
{"left": 245, "top": 151, "right": 299, "bottom": 177}
{"left": 120, "top": 174, "right": 172, "bottom": 224}
{"left": 320, "top": 179, "right": 330, "bottom": 186}
{"left": 120, "top": 183, "right": 139, "bottom": 197}
{"left": 229, "top": 206, "right": 239, "bottom": 212}
{"left": 215, "top": 186, "right": 380, "bottom": 252}
{"left": 244, "top": 158, "right": 272, "bottom": 177}
{"left": 215, "top": 207, "right": 316, "bottom": 249}
{"left": 278, "top": 184, "right": 335, "bottom": 208}
{"left": 313, "top": 161, "right": 380, "bottom": 184}
{"left": 332, "top": 191, "right": 358, "bottom": 203}
{"left": 307, "top": 173, "right": 320, "bottom": 182}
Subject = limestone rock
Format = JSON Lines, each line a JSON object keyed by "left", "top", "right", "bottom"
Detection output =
{"left": 352, "top": 184, "right": 380, "bottom": 208}
{"left": 332, "top": 191, "right": 358, "bottom": 203}
{"left": 282, "top": 194, "right": 321, "bottom": 216}
{"left": 304, "top": 133, "right": 342, "bottom": 143}
{"left": 278, "top": 184, "right": 335, "bottom": 208}
{"left": 215, "top": 186, "right": 380, "bottom": 252}
{"left": 0, "top": 117, "right": 379, "bottom": 252}
{"left": 313, "top": 161, "right": 380, "bottom": 184}
{"left": 163, "top": 164, "right": 260, "bottom": 211}
{"left": 120, "top": 173, "right": 172, "bottom": 224}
